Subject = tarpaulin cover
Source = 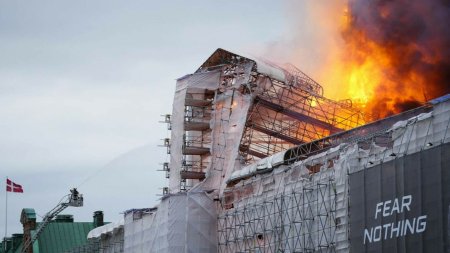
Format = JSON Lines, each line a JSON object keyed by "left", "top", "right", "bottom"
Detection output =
{"left": 169, "top": 70, "right": 221, "bottom": 192}
{"left": 124, "top": 192, "right": 217, "bottom": 253}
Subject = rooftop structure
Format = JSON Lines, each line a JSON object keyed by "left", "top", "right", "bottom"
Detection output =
{"left": 164, "top": 48, "right": 367, "bottom": 194}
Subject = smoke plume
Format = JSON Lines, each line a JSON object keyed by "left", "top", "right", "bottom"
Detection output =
{"left": 344, "top": 0, "right": 450, "bottom": 118}
{"left": 270, "top": 1, "right": 450, "bottom": 120}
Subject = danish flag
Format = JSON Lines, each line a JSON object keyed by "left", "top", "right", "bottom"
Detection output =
{"left": 6, "top": 178, "right": 23, "bottom": 193}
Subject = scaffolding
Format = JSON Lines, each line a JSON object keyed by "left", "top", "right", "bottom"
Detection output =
{"left": 282, "top": 103, "right": 433, "bottom": 165}
{"left": 164, "top": 48, "right": 367, "bottom": 193}
{"left": 238, "top": 64, "right": 366, "bottom": 164}
{"left": 218, "top": 177, "right": 338, "bottom": 253}
{"left": 180, "top": 89, "right": 214, "bottom": 191}
{"left": 145, "top": 49, "right": 450, "bottom": 252}
{"left": 218, "top": 94, "right": 450, "bottom": 253}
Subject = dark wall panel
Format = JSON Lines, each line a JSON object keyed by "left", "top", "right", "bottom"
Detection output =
{"left": 349, "top": 143, "right": 450, "bottom": 253}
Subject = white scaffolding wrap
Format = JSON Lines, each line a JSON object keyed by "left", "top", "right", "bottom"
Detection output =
{"left": 169, "top": 70, "right": 221, "bottom": 192}
{"left": 123, "top": 192, "right": 217, "bottom": 253}
{"left": 200, "top": 88, "right": 253, "bottom": 193}
{"left": 218, "top": 143, "right": 359, "bottom": 252}
{"left": 218, "top": 96, "right": 450, "bottom": 252}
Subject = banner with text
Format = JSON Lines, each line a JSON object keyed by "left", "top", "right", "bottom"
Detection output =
{"left": 349, "top": 143, "right": 450, "bottom": 252}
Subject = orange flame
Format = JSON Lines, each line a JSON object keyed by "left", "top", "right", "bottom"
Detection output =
{"left": 334, "top": 6, "right": 425, "bottom": 119}
{"left": 292, "top": 1, "right": 450, "bottom": 121}
{"left": 270, "top": 1, "right": 450, "bottom": 122}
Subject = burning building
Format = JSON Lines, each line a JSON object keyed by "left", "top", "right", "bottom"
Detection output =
{"left": 120, "top": 48, "right": 450, "bottom": 252}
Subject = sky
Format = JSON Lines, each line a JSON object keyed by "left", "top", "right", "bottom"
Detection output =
{"left": 0, "top": 0, "right": 301, "bottom": 236}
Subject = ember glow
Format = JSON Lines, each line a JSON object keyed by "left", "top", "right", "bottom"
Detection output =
{"left": 323, "top": 0, "right": 450, "bottom": 119}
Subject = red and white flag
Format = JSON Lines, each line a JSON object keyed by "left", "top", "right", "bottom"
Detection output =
{"left": 6, "top": 178, "right": 23, "bottom": 193}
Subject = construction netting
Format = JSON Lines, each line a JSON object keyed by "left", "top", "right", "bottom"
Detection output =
{"left": 158, "top": 49, "right": 450, "bottom": 252}
{"left": 217, "top": 96, "right": 450, "bottom": 252}
{"left": 167, "top": 49, "right": 366, "bottom": 194}
{"left": 218, "top": 143, "right": 355, "bottom": 252}
{"left": 123, "top": 191, "right": 217, "bottom": 253}
{"left": 169, "top": 62, "right": 256, "bottom": 193}
{"left": 169, "top": 70, "right": 222, "bottom": 192}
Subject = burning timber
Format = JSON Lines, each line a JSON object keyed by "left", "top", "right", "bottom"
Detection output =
{"left": 93, "top": 49, "right": 450, "bottom": 252}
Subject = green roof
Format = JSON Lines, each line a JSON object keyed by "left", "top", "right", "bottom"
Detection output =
{"left": 2, "top": 221, "right": 96, "bottom": 253}
{"left": 1, "top": 234, "right": 23, "bottom": 253}
{"left": 34, "top": 221, "right": 94, "bottom": 253}
{"left": 12, "top": 242, "right": 22, "bottom": 253}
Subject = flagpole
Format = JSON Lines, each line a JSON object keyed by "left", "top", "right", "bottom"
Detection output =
{"left": 4, "top": 176, "right": 8, "bottom": 239}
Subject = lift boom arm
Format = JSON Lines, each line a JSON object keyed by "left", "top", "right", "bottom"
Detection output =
{"left": 21, "top": 188, "right": 83, "bottom": 253}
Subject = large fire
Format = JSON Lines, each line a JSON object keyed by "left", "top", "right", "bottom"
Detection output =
{"left": 280, "top": 0, "right": 450, "bottom": 121}
{"left": 330, "top": 0, "right": 450, "bottom": 120}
